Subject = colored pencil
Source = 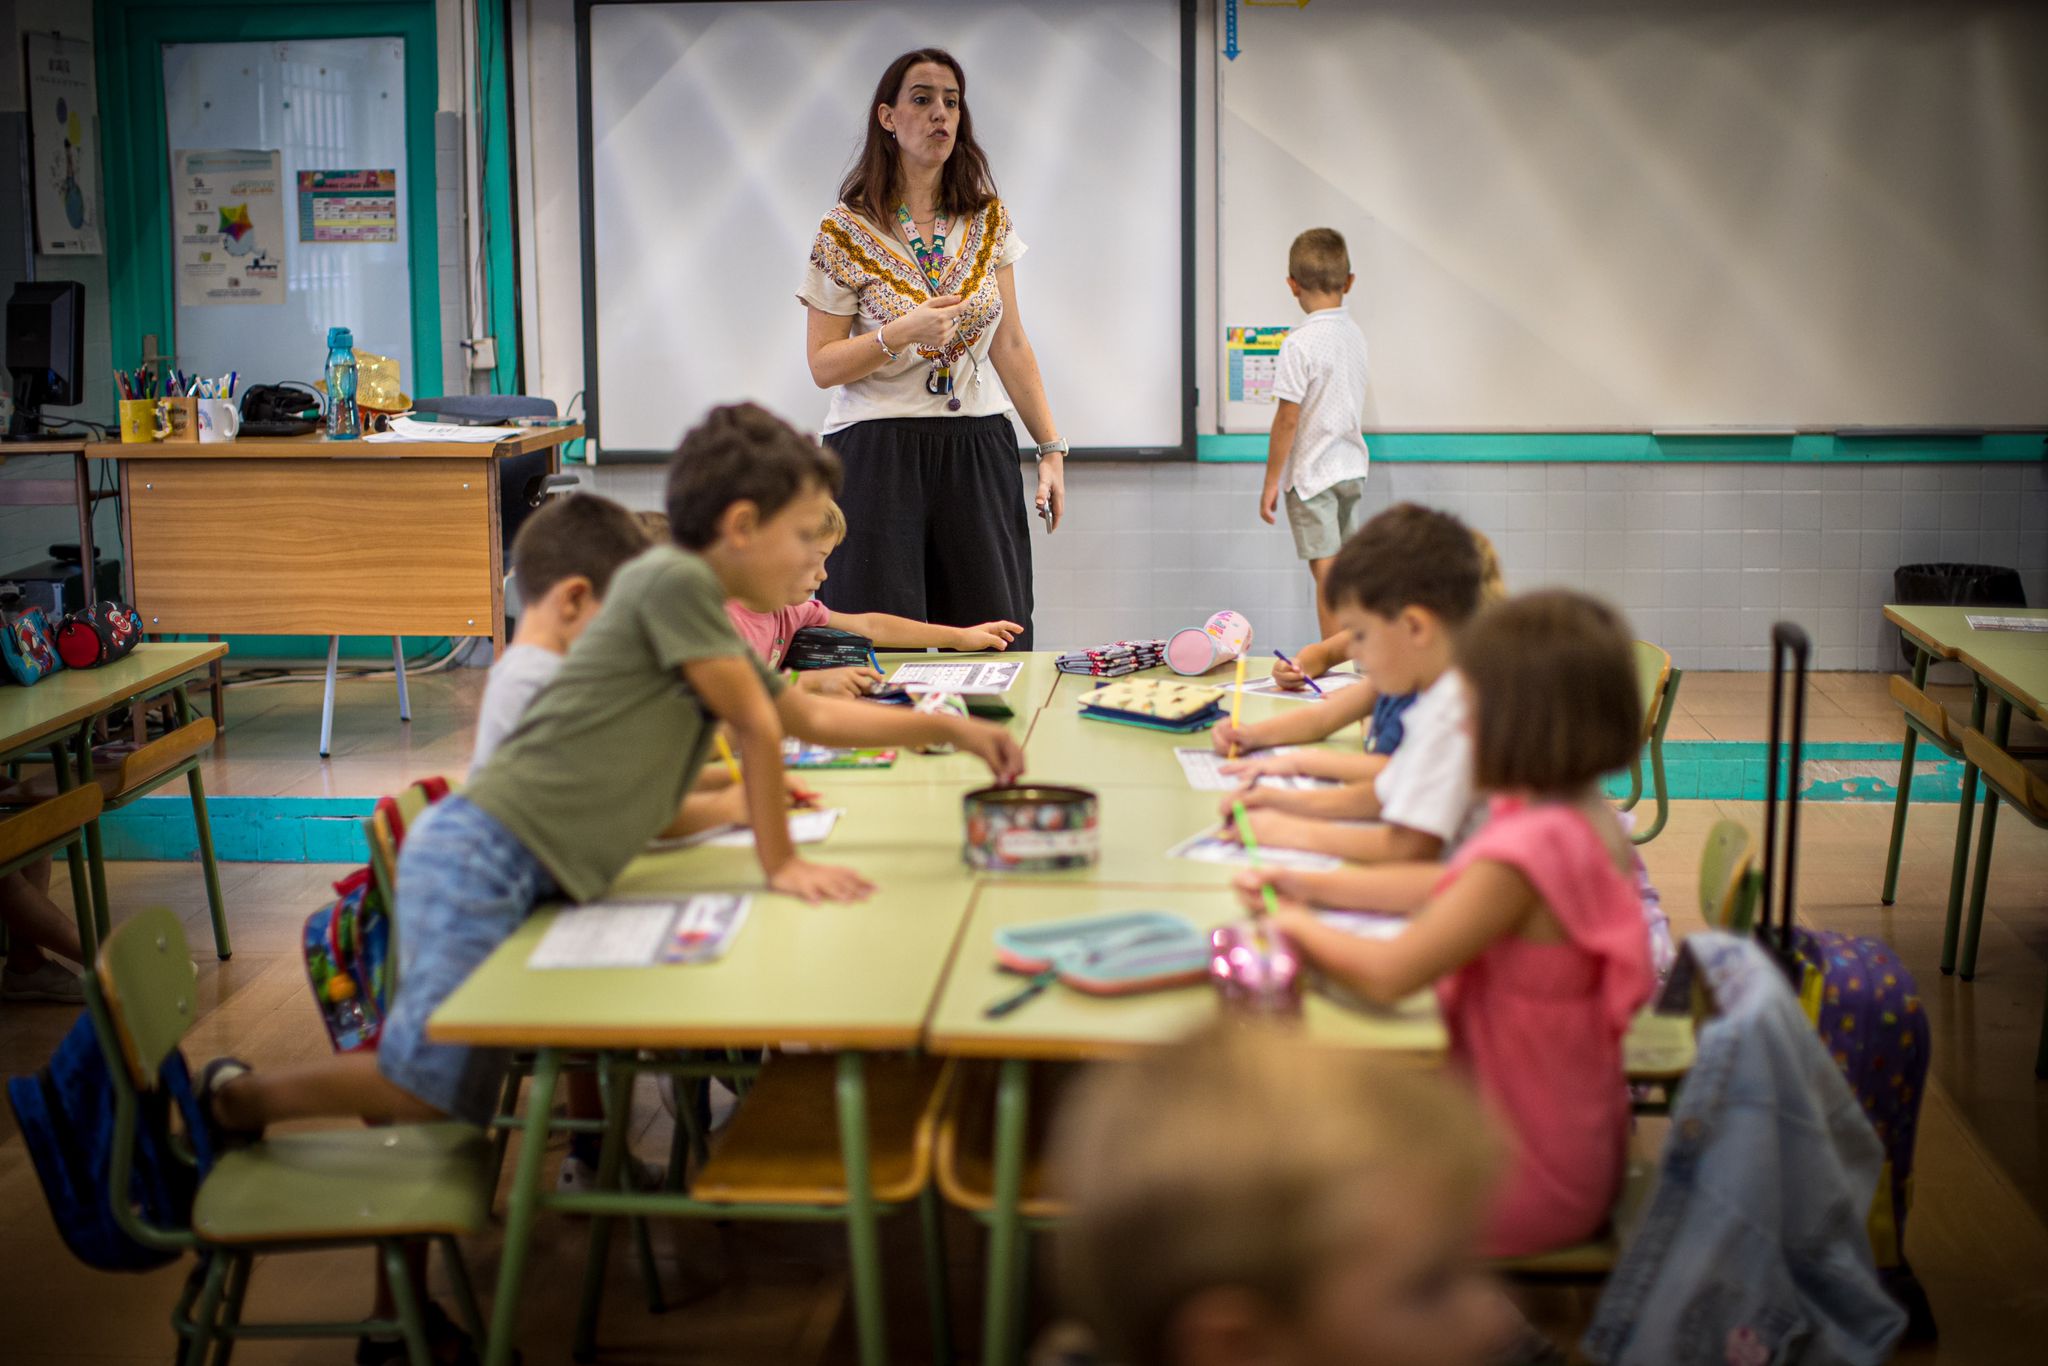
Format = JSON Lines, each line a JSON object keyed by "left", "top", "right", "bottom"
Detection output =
{"left": 1231, "top": 799, "right": 1283, "bottom": 922}
{"left": 713, "top": 731, "right": 742, "bottom": 785}
{"left": 1227, "top": 653, "right": 1247, "bottom": 758}
{"left": 1274, "top": 648, "right": 1324, "bottom": 697}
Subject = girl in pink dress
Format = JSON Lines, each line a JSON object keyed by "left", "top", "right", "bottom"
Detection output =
{"left": 1249, "top": 589, "right": 1656, "bottom": 1256}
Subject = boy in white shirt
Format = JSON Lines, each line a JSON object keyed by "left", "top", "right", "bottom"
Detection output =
{"left": 1224, "top": 504, "right": 1486, "bottom": 915}
{"left": 1259, "top": 228, "right": 1372, "bottom": 639}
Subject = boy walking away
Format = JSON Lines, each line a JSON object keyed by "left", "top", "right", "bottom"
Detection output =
{"left": 1261, "top": 228, "right": 1371, "bottom": 640}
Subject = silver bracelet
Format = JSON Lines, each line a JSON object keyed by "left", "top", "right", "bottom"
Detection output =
{"left": 874, "top": 323, "right": 900, "bottom": 361}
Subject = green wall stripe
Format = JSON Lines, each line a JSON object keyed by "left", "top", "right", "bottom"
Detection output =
{"left": 1196, "top": 432, "right": 2045, "bottom": 464}
{"left": 102, "top": 740, "right": 1956, "bottom": 864}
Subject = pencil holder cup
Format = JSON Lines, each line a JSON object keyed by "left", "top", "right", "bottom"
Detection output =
{"left": 1207, "top": 921, "right": 1304, "bottom": 1017}
{"left": 196, "top": 398, "right": 240, "bottom": 443}
{"left": 156, "top": 397, "right": 199, "bottom": 443}
{"left": 118, "top": 399, "right": 160, "bottom": 443}
{"left": 1167, "top": 609, "right": 1254, "bottom": 675}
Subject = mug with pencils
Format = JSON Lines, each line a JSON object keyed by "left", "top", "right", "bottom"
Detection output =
{"left": 156, "top": 396, "right": 198, "bottom": 443}
{"left": 117, "top": 399, "right": 159, "bottom": 444}
{"left": 196, "top": 398, "right": 240, "bottom": 443}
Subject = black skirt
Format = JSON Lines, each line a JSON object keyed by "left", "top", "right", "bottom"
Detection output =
{"left": 820, "top": 416, "right": 1035, "bottom": 651}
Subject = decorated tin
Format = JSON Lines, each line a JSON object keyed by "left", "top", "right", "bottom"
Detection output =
{"left": 1167, "top": 609, "right": 1255, "bottom": 675}
{"left": 1207, "top": 920, "right": 1305, "bottom": 1016}
{"left": 964, "top": 784, "right": 1100, "bottom": 872}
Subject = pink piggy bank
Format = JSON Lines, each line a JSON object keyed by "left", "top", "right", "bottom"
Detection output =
{"left": 1207, "top": 921, "right": 1304, "bottom": 1017}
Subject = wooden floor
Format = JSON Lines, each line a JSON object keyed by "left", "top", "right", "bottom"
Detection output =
{"left": 1, "top": 664, "right": 2045, "bottom": 1361}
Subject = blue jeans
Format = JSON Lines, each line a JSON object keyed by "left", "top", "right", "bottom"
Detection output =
{"left": 376, "top": 796, "right": 557, "bottom": 1126}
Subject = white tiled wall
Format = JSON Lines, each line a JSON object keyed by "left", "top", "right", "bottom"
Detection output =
{"left": 588, "top": 460, "right": 2048, "bottom": 672}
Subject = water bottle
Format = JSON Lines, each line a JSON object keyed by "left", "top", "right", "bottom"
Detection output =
{"left": 325, "top": 326, "right": 361, "bottom": 440}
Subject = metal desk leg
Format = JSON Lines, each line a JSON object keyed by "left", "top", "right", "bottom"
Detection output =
{"left": 486, "top": 1049, "right": 562, "bottom": 1366}
{"left": 573, "top": 1054, "right": 632, "bottom": 1361}
{"left": 1882, "top": 646, "right": 1930, "bottom": 904}
{"left": 837, "top": 1051, "right": 890, "bottom": 1366}
{"left": 175, "top": 686, "right": 230, "bottom": 959}
{"left": 47, "top": 739, "right": 98, "bottom": 961}
{"left": 1940, "top": 678, "right": 1988, "bottom": 974}
{"left": 1958, "top": 699, "right": 2013, "bottom": 981}
{"left": 981, "top": 1058, "right": 1030, "bottom": 1366}
{"left": 319, "top": 636, "right": 340, "bottom": 758}
{"left": 393, "top": 637, "right": 412, "bottom": 723}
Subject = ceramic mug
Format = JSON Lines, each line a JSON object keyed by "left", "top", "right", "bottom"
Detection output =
{"left": 118, "top": 398, "right": 159, "bottom": 444}
{"left": 197, "top": 398, "right": 240, "bottom": 443}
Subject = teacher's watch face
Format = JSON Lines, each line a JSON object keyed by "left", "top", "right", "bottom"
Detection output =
{"left": 880, "top": 61, "right": 959, "bottom": 166}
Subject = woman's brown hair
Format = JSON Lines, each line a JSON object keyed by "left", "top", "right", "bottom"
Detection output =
{"left": 838, "top": 49, "right": 998, "bottom": 227}
{"left": 1459, "top": 590, "right": 1642, "bottom": 795}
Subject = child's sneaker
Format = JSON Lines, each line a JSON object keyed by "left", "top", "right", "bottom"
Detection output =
{"left": 1, "top": 960, "right": 85, "bottom": 1004}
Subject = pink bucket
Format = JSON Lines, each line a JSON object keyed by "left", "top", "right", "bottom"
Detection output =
{"left": 1166, "top": 609, "right": 1254, "bottom": 676}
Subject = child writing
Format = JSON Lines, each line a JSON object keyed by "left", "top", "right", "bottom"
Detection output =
{"left": 1239, "top": 591, "right": 1656, "bottom": 1259}
{"left": 202, "top": 403, "right": 1024, "bottom": 1141}
{"left": 1259, "top": 228, "right": 1371, "bottom": 641}
{"left": 1053, "top": 1022, "right": 1516, "bottom": 1366}
{"left": 1220, "top": 505, "right": 1485, "bottom": 915}
{"left": 728, "top": 499, "right": 1022, "bottom": 698}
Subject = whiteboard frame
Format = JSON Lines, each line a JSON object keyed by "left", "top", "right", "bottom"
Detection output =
{"left": 573, "top": 0, "right": 1197, "bottom": 464}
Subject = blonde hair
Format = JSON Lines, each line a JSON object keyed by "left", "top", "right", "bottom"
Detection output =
{"left": 1471, "top": 528, "right": 1508, "bottom": 607}
{"left": 1053, "top": 1023, "right": 1498, "bottom": 1366}
{"left": 1288, "top": 227, "right": 1351, "bottom": 294}
{"left": 821, "top": 500, "right": 847, "bottom": 545}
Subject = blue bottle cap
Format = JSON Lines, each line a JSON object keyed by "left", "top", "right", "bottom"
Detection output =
{"left": 327, "top": 327, "right": 354, "bottom": 350}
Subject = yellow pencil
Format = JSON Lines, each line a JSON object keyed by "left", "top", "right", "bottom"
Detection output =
{"left": 1228, "top": 654, "right": 1247, "bottom": 759}
{"left": 713, "top": 731, "right": 742, "bottom": 785}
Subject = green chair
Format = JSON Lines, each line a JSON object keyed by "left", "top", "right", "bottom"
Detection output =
{"left": 1879, "top": 671, "right": 1967, "bottom": 913}
{"left": 88, "top": 908, "right": 497, "bottom": 1366}
{"left": 1952, "top": 725, "right": 2048, "bottom": 1077}
{"left": 0, "top": 783, "right": 102, "bottom": 961}
{"left": 1699, "top": 817, "right": 1761, "bottom": 932}
{"left": 1620, "top": 641, "right": 1683, "bottom": 845}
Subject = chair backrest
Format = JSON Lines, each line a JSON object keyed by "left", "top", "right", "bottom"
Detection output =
{"left": 1698, "top": 818, "right": 1760, "bottom": 932}
{"left": 365, "top": 806, "right": 401, "bottom": 902}
{"left": 110, "top": 716, "right": 218, "bottom": 798}
{"left": 1889, "top": 675, "right": 1955, "bottom": 750}
{"left": 1958, "top": 726, "right": 2048, "bottom": 823}
{"left": 95, "top": 908, "right": 198, "bottom": 1091}
{"left": 0, "top": 783, "right": 102, "bottom": 867}
{"left": 1632, "top": 640, "right": 1674, "bottom": 746}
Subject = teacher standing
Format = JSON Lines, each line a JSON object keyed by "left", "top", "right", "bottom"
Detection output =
{"left": 800, "top": 48, "right": 1067, "bottom": 652}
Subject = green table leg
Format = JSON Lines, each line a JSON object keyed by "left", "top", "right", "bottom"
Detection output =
{"left": 207, "top": 1252, "right": 251, "bottom": 1366}
{"left": 381, "top": 1239, "right": 434, "bottom": 1363}
{"left": 918, "top": 1183, "right": 956, "bottom": 1366}
{"left": 836, "top": 1051, "right": 889, "bottom": 1366}
{"left": 1881, "top": 647, "right": 1929, "bottom": 904}
{"left": 176, "top": 686, "right": 231, "bottom": 960}
{"left": 981, "top": 1059, "right": 1030, "bottom": 1366}
{"left": 1940, "top": 679, "right": 1988, "bottom": 975}
{"left": 181, "top": 1253, "right": 230, "bottom": 1366}
{"left": 68, "top": 730, "right": 111, "bottom": 942}
{"left": 573, "top": 1055, "right": 632, "bottom": 1361}
{"left": 1957, "top": 700, "right": 2012, "bottom": 981}
{"left": 486, "top": 1049, "right": 561, "bottom": 1366}
{"left": 46, "top": 739, "right": 101, "bottom": 956}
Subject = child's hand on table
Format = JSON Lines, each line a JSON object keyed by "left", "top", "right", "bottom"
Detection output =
{"left": 1217, "top": 782, "right": 1286, "bottom": 819}
{"left": 1269, "top": 653, "right": 1309, "bottom": 690}
{"left": 1220, "top": 752, "right": 1303, "bottom": 781}
{"left": 950, "top": 620, "right": 1024, "bottom": 652}
{"left": 950, "top": 718, "right": 1026, "bottom": 786}
{"left": 801, "top": 666, "right": 883, "bottom": 698}
{"left": 1221, "top": 805, "right": 1321, "bottom": 856}
{"left": 1233, "top": 867, "right": 1317, "bottom": 915}
{"left": 1210, "top": 718, "right": 1264, "bottom": 757}
{"left": 769, "top": 858, "right": 875, "bottom": 904}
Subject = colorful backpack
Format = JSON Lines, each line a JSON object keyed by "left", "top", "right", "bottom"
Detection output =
{"left": 0, "top": 596, "right": 64, "bottom": 685}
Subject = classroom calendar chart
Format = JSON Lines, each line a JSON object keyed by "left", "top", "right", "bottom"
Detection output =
{"left": 173, "top": 149, "right": 285, "bottom": 306}
{"left": 1226, "top": 326, "right": 1289, "bottom": 404}
{"left": 297, "top": 169, "right": 398, "bottom": 242}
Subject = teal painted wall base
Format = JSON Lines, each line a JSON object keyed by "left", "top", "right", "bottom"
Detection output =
{"left": 1196, "top": 432, "right": 2045, "bottom": 463}
{"left": 104, "top": 740, "right": 1961, "bottom": 865}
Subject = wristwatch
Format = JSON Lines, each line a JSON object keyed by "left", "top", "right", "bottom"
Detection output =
{"left": 1034, "top": 439, "right": 1069, "bottom": 459}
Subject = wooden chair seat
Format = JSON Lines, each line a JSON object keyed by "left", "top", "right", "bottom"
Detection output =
{"left": 1959, "top": 727, "right": 2048, "bottom": 821}
{"left": 1889, "top": 676, "right": 1959, "bottom": 754}
{"left": 1622, "top": 1010, "right": 1697, "bottom": 1084}
{"left": 934, "top": 1060, "right": 1071, "bottom": 1221}
{"left": 691, "top": 1053, "right": 947, "bottom": 1206}
{"left": 14, "top": 718, "right": 216, "bottom": 805}
{"left": 0, "top": 783, "right": 102, "bottom": 864}
{"left": 1493, "top": 1153, "right": 1658, "bottom": 1278}
{"left": 194, "top": 1123, "right": 496, "bottom": 1245}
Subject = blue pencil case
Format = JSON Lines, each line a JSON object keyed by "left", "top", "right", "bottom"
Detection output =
{"left": 993, "top": 910, "right": 1210, "bottom": 995}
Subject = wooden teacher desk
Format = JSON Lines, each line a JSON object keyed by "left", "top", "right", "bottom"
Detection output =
{"left": 88, "top": 426, "right": 582, "bottom": 753}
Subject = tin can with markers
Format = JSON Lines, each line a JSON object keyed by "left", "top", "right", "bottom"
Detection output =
{"left": 963, "top": 785, "right": 1099, "bottom": 872}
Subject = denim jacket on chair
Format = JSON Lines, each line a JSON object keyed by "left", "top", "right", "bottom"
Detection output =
{"left": 1582, "top": 933, "right": 1907, "bottom": 1366}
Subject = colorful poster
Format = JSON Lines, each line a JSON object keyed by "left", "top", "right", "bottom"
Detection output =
{"left": 1226, "top": 325, "right": 1289, "bottom": 403}
{"left": 26, "top": 34, "right": 102, "bottom": 255}
{"left": 174, "top": 150, "right": 285, "bottom": 306}
{"left": 297, "top": 168, "right": 398, "bottom": 242}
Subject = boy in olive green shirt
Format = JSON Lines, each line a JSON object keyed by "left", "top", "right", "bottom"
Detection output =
{"left": 205, "top": 403, "right": 1024, "bottom": 1137}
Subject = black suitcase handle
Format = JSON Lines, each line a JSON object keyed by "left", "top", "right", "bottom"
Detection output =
{"left": 1758, "top": 621, "right": 1811, "bottom": 984}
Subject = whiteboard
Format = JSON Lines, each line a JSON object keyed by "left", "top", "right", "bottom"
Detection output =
{"left": 163, "top": 39, "right": 414, "bottom": 387}
{"left": 585, "top": 0, "right": 1186, "bottom": 458}
{"left": 1218, "top": 0, "right": 2048, "bottom": 432}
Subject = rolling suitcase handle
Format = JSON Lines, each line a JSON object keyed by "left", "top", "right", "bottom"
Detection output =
{"left": 1758, "top": 621, "right": 1811, "bottom": 985}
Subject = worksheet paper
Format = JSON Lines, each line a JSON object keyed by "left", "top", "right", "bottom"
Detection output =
{"left": 1215, "top": 670, "right": 1365, "bottom": 701}
{"left": 659, "top": 807, "right": 844, "bottom": 851}
{"left": 1966, "top": 614, "right": 2048, "bottom": 633}
{"left": 888, "top": 659, "right": 1023, "bottom": 695}
{"left": 1174, "top": 748, "right": 1330, "bottom": 792}
{"left": 364, "top": 415, "right": 522, "bottom": 443}
{"left": 1166, "top": 831, "right": 1343, "bottom": 872}
{"left": 528, "top": 895, "right": 751, "bottom": 969}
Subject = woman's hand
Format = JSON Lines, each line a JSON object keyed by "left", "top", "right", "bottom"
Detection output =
{"left": 891, "top": 294, "right": 966, "bottom": 349}
{"left": 1034, "top": 453, "right": 1065, "bottom": 533}
{"left": 950, "top": 621, "right": 1024, "bottom": 652}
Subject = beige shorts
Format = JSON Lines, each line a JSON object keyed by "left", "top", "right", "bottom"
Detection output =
{"left": 1284, "top": 476, "right": 1371, "bottom": 560}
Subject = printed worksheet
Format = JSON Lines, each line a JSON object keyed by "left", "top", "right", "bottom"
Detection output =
{"left": 1174, "top": 748, "right": 1329, "bottom": 792}
{"left": 1966, "top": 614, "right": 2048, "bottom": 633}
{"left": 663, "top": 807, "right": 844, "bottom": 851}
{"left": 889, "top": 659, "right": 1023, "bottom": 694}
{"left": 1165, "top": 830, "right": 1343, "bottom": 872}
{"left": 1215, "top": 670, "right": 1365, "bottom": 701}
{"left": 527, "top": 895, "right": 751, "bottom": 969}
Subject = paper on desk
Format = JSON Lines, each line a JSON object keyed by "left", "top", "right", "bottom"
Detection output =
{"left": 1165, "top": 830, "right": 1342, "bottom": 872}
{"left": 1174, "top": 748, "right": 1329, "bottom": 792}
{"left": 527, "top": 895, "right": 751, "bottom": 969}
{"left": 364, "top": 415, "right": 521, "bottom": 444}
{"left": 889, "top": 659, "right": 1022, "bottom": 695}
{"left": 662, "top": 806, "right": 844, "bottom": 851}
{"left": 1216, "top": 670, "right": 1364, "bottom": 701}
{"left": 1966, "top": 614, "right": 2048, "bottom": 633}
